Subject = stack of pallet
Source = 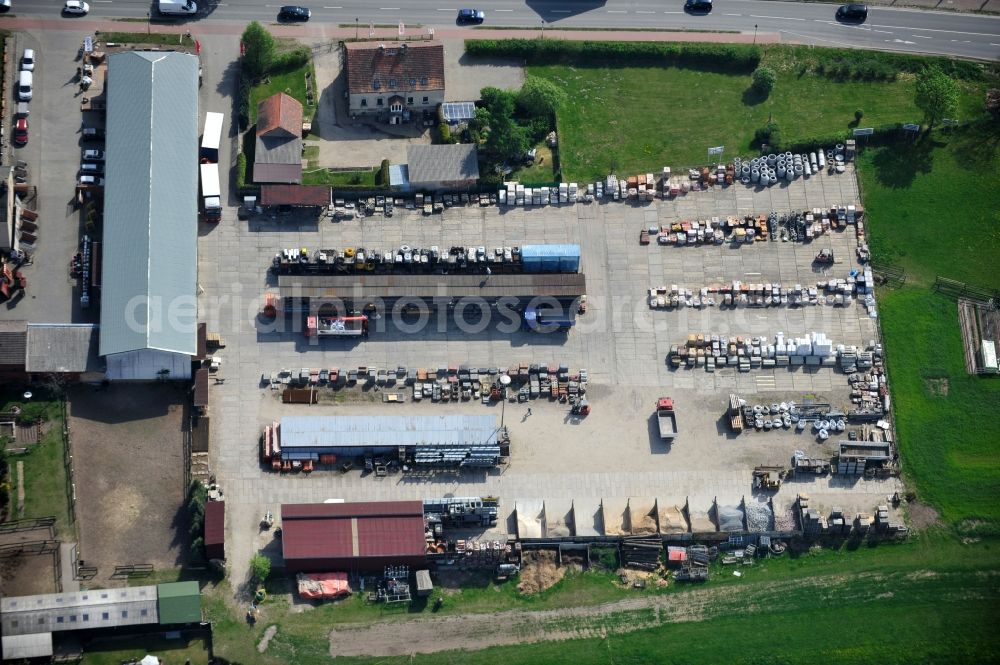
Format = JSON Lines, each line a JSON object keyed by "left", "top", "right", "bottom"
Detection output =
{"left": 621, "top": 535, "right": 662, "bottom": 571}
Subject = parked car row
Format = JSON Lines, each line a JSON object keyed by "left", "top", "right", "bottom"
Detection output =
{"left": 79, "top": 125, "right": 106, "bottom": 188}
{"left": 13, "top": 48, "right": 35, "bottom": 147}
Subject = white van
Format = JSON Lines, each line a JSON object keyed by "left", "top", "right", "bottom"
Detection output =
{"left": 18, "top": 71, "right": 33, "bottom": 102}
{"left": 158, "top": 0, "right": 197, "bottom": 14}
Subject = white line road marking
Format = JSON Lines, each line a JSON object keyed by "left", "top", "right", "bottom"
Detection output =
{"left": 724, "top": 12, "right": 742, "bottom": 16}
{"left": 607, "top": 9, "right": 627, "bottom": 12}
{"left": 494, "top": 8, "right": 513, "bottom": 11}
{"left": 323, "top": 6, "right": 342, "bottom": 8}
{"left": 435, "top": 8, "right": 456, "bottom": 11}
{"left": 379, "top": 7, "right": 400, "bottom": 9}
{"left": 750, "top": 14, "right": 805, "bottom": 21}
{"left": 912, "top": 34, "right": 933, "bottom": 39}
{"left": 872, "top": 29, "right": 892, "bottom": 34}
{"left": 871, "top": 23, "right": 1000, "bottom": 38}
{"left": 889, "top": 39, "right": 915, "bottom": 44}
{"left": 636, "top": 10, "right": 655, "bottom": 13}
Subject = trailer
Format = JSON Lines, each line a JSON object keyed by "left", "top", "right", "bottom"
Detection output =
{"left": 200, "top": 111, "right": 224, "bottom": 162}
{"left": 305, "top": 315, "right": 368, "bottom": 338}
{"left": 656, "top": 397, "right": 678, "bottom": 440}
{"left": 200, "top": 163, "right": 222, "bottom": 222}
{"left": 522, "top": 305, "right": 575, "bottom": 332}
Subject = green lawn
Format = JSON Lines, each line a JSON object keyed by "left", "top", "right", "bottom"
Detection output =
{"left": 533, "top": 47, "right": 989, "bottom": 180}
{"left": 515, "top": 143, "right": 558, "bottom": 184}
{"left": 81, "top": 635, "right": 209, "bottom": 665}
{"left": 250, "top": 56, "right": 317, "bottom": 125}
{"left": 1, "top": 391, "right": 71, "bottom": 537}
{"left": 301, "top": 145, "right": 378, "bottom": 187}
{"left": 856, "top": 124, "right": 1000, "bottom": 531}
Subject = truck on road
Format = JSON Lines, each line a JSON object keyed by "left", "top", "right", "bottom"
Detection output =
{"left": 656, "top": 397, "right": 677, "bottom": 440}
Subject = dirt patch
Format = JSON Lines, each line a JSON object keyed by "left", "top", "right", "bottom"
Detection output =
{"left": 68, "top": 384, "right": 189, "bottom": 584}
{"left": 517, "top": 550, "right": 565, "bottom": 594}
{"left": 906, "top": 501, "right": 942, "bottom": 530}
{"left": 0, "top": 551, "right": 58, "bottom": 596}
{"left": 924, "top": 377, "right": 949, "bottom": 397}
{"left": 258, "top": 625, "right": 278, "bottom": 653}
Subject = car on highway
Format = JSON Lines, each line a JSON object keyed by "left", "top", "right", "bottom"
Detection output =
{"left": 21, "top": 49, "right": 36, "bottom": 72}
{"left": 83, "top": 149, "right": 105, "bottom": 161}
{"left": 278, "top": 5, "right": 310, "bottom": 21}
{"left": 13, "top": 118, "right": 28, "bottom": 146}
{"left": 836, "top": 3, "right": 868, "bottom": 21}
{"left": 457, "top": 8, "right": 486, "bottom": 24}
{"left": 63, "top": 0, "right": 90, "bottom": 15}
{"left": 684, "top": 0, "right": 712, "bottom": 13}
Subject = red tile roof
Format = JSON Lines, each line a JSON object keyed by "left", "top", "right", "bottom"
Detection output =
{"left": 281, "top": 502, "right": 426, "bottom": 561}
{"left": 261, "top": 185, "right": 330, "bottom": 207}
{"left": 256, "top": 92, "right": 302, "bottom": 139}
{"left": 345, "top": 41, "right": 444, "bottom": 95}
{"left": 204, "top": 501, "right": 225, "bottom": 547}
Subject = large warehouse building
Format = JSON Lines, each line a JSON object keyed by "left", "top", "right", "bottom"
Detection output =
{"left": 281, "top": 502, "right": 427, "bottom": 573}
{"left": 99, "top": 51, "right": 200, "bottom": 380}
{"left": 267, "top": 414, "right": 503, "bottom": 467}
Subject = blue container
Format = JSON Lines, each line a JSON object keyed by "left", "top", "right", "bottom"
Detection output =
{"left": 521, "top": 244, "right": 581, "bottom": 273}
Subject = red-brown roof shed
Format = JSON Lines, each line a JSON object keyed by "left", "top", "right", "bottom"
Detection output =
{"left": 204, "top": 500, "right": 225, "bottom": 561}
{"left": 281, "top": 501, "right": 426, "bottom": 573}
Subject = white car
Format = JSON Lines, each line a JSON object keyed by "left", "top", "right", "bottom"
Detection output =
{"left": 22, "top": 49, "right": 35, "bottom": 72}
{"left": 63, "top": 1, "right": 90, "bottom": 15}
{"left": 78, "top": 175, "right": 104, "bottom": 187}
{"left": 83, "top": 149, "right": 105, "bottom": 161}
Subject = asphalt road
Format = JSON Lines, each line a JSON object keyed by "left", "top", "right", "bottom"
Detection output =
{"left": 9, "top": 1, "right": 1000, "bottom": 60}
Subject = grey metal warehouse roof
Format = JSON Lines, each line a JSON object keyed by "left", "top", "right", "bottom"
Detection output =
{"left": 1, "top": 633, "right": 53, "bottom": 660}
{"left": 100, "top": 51, "right": 199, "bottom": 357}
{"left": 0, "top": 585, "right": 159, "bottom": 636}
{"left": 407, "top": 144, "right": 479, "bottom": 184}
{"left": 280, "top": 415, "right": 498, "bottom": 449}
{"left": 26, "top": 324, "right": 101, "bottom": 373}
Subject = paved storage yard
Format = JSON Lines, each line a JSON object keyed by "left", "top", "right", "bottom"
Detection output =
{"left": 198, "top": 166, "right": 898, "bottom": 581}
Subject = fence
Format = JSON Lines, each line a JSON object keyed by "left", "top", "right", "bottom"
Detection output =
{"left": 933, "top": 277, "right": 999, "bottom": 304}
{"left": 0, "top": 516, "right": 55, "bottom": 535}
{"left": 60, "top": 398, "right": 76, "bottom": 528}
{"left": 869, "top": 261, "right": 906, "bottom": 288}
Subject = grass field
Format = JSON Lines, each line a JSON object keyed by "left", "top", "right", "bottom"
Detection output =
{"left": 207, "top": 531, "right": 1000, "bottom": 664}
{"left": 81, "top": 635, "right": 209, "bottom": 665}
{"left": 101, "top": 32, "right": 195, "bottom": 48}
{"left": 856, "top": 123, "right": 1000, "bottom": 532}
{"left": 301, "top": 146, "right": 378, "bottom": 187}
{"left": 533, "top": 47, "right": 991, "bottom": 180}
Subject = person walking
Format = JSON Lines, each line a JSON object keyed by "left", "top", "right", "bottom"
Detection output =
{"left": 527, "top": 408, "right": 532, "bottom": 417}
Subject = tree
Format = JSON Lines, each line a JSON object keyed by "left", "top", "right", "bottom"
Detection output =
{"left": 241, "top": 21, "right": 276, "bottom": 80}
{"left": 751, "top": 67, "right": 776, "bottom": 95}
{"left": 914, "top": 66, "right": 959, "bottom": 132}
{"left": 250, "top": 554, "right": 271, "bottom": 583}
{"left": 516, "top": 76, "right": 567, "bottom": 119}
{"left": 479, "top": 86, "right": 529, "bottom": 163}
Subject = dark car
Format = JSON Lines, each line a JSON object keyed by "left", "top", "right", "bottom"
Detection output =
{"left": 278, "top": 5, "right": 311, "bottom": 21}
{"left": 13, "top": 117, "right": 28, "bottom": 146}
{"left": 457, "top": 8, "right": 485, "bottom": 24}
{"left": 836, "top": 3, "right": 868, "bottom": 21}
{"left": 684, "top": 0, "right": 712, "bottom": 13}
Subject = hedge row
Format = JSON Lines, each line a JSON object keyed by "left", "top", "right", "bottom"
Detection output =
{"left": 237, "top": 73, "right": 251, "bottom": 131}
{"left": 801, "top": 46, "right": 989, "bottom": 82}
{"left": 465, "top": 39, "right": 762, "bottom": 73}
{"left": 272, "top": 46, "right": 312, "bottom": 74}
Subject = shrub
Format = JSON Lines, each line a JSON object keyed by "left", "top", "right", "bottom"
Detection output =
{"left": 241, "top": 21, "right": 275, "bottom": 80}
{"left": 190, "top": 536, "right": 205, "bottom": 561}
{"left": 272, "top": 46, "right": 311, "bottom": 73}
{"left": 465, "top": 39, "right": 762, "bottom": 73}
{"left": 237, "top": 73, "right": 251, "bottom": 130}
{"left": 753, "top": 121, "right": 782, "bottom": 151}
{"left": 517, "top": 76, "right": 568, "bottom": 119}
{"left": 236, "top": 153, "right": 248, "bottom": 191}
{"left": 376, "top": 159, "right": 390, "bottom": 186}
{"left": 752, "top": 66, "right": 776, "bottom": 94}
{"left": 855, "top": 109, "right": 865, "bottom": 121}
{"left": 436, "top": 122, "right": 454, "bottom": 144}
{"left": 250, "top": 554, "right": 271, "bottom": 583}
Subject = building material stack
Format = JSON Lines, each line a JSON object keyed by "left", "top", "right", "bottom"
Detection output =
{"left": 620, "top": 535, "right": 662, "bottom": 571}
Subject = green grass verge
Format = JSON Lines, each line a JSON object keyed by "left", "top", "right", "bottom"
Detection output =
{"left": 81, "top": 635, "right": 209, "bottom": 665}
{"left": 532, "top": 48, "right": 991, "bottom": 180}
{"left": 515, "top": 143, "right": 557, "bottom": 183}
{"left": 208, "top": 531, "right": 1000, "bottom": 664}
{"left": 856, "top": 124, "right": 1000, "bottom": 530}
{"left": 101, "top": 32, "right": 195, "bottom": 48}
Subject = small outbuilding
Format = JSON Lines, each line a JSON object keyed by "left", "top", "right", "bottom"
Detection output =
{"left": 405, "top": 144, "right": 479, "bottom": 191}
{"left": 254, "top": 92, "right": 304, "bottom": 184}
{"left": 204, "top": 500, "right": 225, "bottom": 561}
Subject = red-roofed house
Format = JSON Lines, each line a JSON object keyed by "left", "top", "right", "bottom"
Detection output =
{"left": 254, "top": 92, "right": 303, "bottom": 184}
{"left": 281, "top": 501, "right": 427, "bottom": 572}
{"left": 344, "top": 41, "right": 445, "bottom": 122}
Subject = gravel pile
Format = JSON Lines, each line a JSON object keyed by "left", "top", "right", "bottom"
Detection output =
{"left": 745, "top": 503, "right": 774, "bottom": 532}
{"left": 774, "top": 509, "right": 797, "bottom": 532}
